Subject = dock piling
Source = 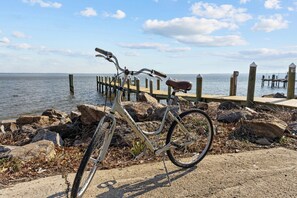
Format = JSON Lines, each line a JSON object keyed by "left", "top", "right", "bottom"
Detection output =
{"left": 136, "top": 78, "right": 140, "bottom": 101}
{"left": 247, "top": 62, "right": 257, "bottom": 107}
{"left": 196, "top": 74, "right": 202, "bottom": 102}
{"left": 287, "top": 63, "right": 296, "bottom": 99}
{"left": 69, "top": 74, "right": 74, "bottom": 94}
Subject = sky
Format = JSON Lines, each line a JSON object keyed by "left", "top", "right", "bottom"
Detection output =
{"left": 0, "top": 0, "right": 297, "bottom": 74}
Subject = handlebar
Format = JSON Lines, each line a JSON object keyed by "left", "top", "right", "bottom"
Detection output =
{"left": 95, "top": 47, "right": 167, "bottom": 79}
{"left": 95, "top": 47, "right": 111, "bottom": 57}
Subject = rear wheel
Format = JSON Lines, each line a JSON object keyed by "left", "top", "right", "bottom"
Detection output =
{"left": 71, "top": 121, "right": 111, "bottom": 198}
{"left": 166, "top": 109, "right": 214, "bottom": 168}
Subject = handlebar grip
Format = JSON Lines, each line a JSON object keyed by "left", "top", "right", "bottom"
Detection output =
{"left": 95, "top": 48, "right": 109, "bottom": 56}
{"left": 152, "top": 70, "right": 167, "bottom": 78}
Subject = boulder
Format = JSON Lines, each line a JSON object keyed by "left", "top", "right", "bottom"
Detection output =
{"left": 0, "top": 120, "right": 18, "bottom": 132}
{"left": 138, "top": 93, "right": 159, "bottom": 105}
{"left": 32, "top": 129, "right": 64, "bottom": 146}
{"left": 0, "top": 125, "right": 5, "bottom": 134}
{"left": 70, "top": 111, "right": 81, "bottom": 121}
{"left": 4, "top": 140, "right": 56, "bottom": 161}
{"left": 217, "top": 111, "right": 244, "bottom": 123}
{"left": 291, "top": 110, "right": 297, "bottom": 121}
{"left": 217, "top": 110, "right": 253, "bottom": 123}
{"left": 16, "top": 115, "right": 50, "bottom": 126}
{"left": 240, "top": 114, "right": 287, "bottom": 140}
{"left": 42, "top": 108, "right": 68, "bottom": 119}
{"left": 123, "top": 101, "right": 165, "bottom": 121}
{"left": 262, "top": 92, "right": 286, "bottom": 98}
{"left": 286, "top": 122, "right": 297, "bottom": 136}
{"left": 218, "top": 101, "right": 240, "bottom": 110}
{"left": 77, "top": 104, "right": 110, "bottom": 125}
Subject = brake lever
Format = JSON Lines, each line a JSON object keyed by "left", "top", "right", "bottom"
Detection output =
{"left": 96, "top": 54, "right": 105, "bottom": 58}
{"left": 146, "top": 73, "right": 163, "bottom": 81}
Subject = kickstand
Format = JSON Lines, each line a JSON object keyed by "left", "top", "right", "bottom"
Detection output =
{"left": 162, "top": 153, "right": 171, "bottom": 186}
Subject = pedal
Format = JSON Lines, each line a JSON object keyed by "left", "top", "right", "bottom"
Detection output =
{"left": 162, "top": 153, "right": 171, "bottom": 186}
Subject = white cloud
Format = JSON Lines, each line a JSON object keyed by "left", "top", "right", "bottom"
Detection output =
{"left": 287, "top": 2, "right": 297, "bottom": 11}
{"left": 144, "top": 17, "right": 236, "bottom": 36}
{"left": 22, "top": 0, "right": 62, "bottom": 8}
{"left": 112, "top": 10, "right": 126, "bottom": 19}
{"left": 252, "top": 14, "right": 288, "bottom": 32}
{"left": 239, "top": 0, "right": 251, "bottom": 4}
{"left": 0, "top": 37, "right": 10, "bottom": 44}
{"left": 104, "top": 10, "right": 126, "bottom": 19}
{"left": 14, "top": 43, "right": 32, "bottom": 49}
{"left": 80, "top": 7, "right": 97, "bottom": 17}
{"left": 143, "top": 17, "right": 246, "bottom": 46}
{"left": 173, "top": 35, "right": 246, "bottom": 46}
{"left": 218, "top": 47, "right": 297, "bottom": 60}
{"left": 264, "top": 0, "right": 281, "bottom": 9}
{"left": 12, "top": 31, "right": 29, "bottom": 38}
{"left": 191, "top": 2, "right": 252, "bottom": 23}
{"left": 118, "top": 42, "right": 191, "bottom": 52}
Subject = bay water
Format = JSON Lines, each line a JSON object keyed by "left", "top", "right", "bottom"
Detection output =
{"left": 0, "top": 73, "right": 290, "bottom": 120}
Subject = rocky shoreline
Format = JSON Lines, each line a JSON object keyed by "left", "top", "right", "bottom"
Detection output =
{"left": 1, "top": 93, "right": 297, "bottom": 187}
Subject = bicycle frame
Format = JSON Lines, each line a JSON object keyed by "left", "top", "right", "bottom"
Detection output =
{"left": 98, "top": 73, "right": 188, "bottom": 160}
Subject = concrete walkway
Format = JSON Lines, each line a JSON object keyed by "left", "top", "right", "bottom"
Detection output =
{"left": 1, "top": 147, "right": 296, "bottom": 198}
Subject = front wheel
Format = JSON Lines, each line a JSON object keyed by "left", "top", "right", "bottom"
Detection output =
{"left": 71, "top": 119, "right": 112, "bottom": 198}
{"left": 166, "top": 109, "right": 214, "bottom": 168}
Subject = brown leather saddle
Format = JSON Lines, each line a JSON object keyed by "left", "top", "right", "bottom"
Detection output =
{"left": 166, "top": 79, "right": 192, "bottom": 92}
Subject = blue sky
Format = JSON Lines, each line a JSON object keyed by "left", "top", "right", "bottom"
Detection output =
{"left": 0, "top": 0, "right": 296, "bottom": 74}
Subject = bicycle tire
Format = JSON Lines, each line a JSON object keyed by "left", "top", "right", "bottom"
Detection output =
{"left": 166, "top": 109, "right": 214, "bottom": 168}
{"left": 71, "top": 121, "right": 110, "bottom": 198}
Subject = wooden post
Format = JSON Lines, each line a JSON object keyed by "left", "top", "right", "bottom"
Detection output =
{"left": 127, "top": 78, "right": 131, "bottom": 101}
{"left": 108, "top": 77, "right": 112, "bottom": 98}
{"left": 157, "top": 79, "right": 160, "bottom": 90}
{"left": 246, "top": 62, "right": 257, "bottom": 107}
{"left": 145, "top": 78, "right": 148, "bottom": 88}
{"left": 104, "top": 77, "right": 108, "bottom": 96}
{"left": 229, "top": 71, "right": 239, "bottom": 96}
{"left": 196, "top": 74, "right": 202, "bottom": 102}
{"left": 96, "top": 76, "right": 99, "bottom": 91}
{"left": 149, "top": 79, "right": 153, "bottom": 96}
{"left": 113, "top": 77, "right": 116, "bottom": 93}
{"left": 261, "top": 75, "right": 265, "bottom": 87}
{"left": 271, "top": 74, "right": 275, "bottom": 88}
{"left": 287, "top": 63, "right": 296, "bottom": 99}
{"left": 69, "top": 74, "right": 74, "bottom": 94}
{"left": 101, "top": 76, "right": 104, "bottom": 94}
{"left": 136, "top": 78, "right": 140, "bottom": 101}
{"left": 229, "top": 75, "right": 234, "bottom": 96}
{"left": 167, "top": 85, "right": 172, "bottom": 102}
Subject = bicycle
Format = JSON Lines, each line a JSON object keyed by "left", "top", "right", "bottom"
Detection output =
{"left": 71, "top": 48, "right": 214, "bottom": 197}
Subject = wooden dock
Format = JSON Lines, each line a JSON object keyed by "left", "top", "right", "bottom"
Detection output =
{"left": 94, "top": 63, "right": 297, "bottom": 109}
{"left": 261, "top": 74, "right": 288, "bottom": 88}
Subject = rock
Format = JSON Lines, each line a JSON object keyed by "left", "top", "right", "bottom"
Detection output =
{"left": 255, "top": 138, "right": 272, "bottom": 145}
{"left": 138, "top": 93, "right": 159, "bottom": 105}
{"left": 240, "top": 114, "right": 287, "bottom": 140}
{"left": 16, "top": 115, "right": 50, "bottom": 125}
{"left": 262, "top": 92, "right": 286, "bottom": 98}
{"left": 42, "top": 109, "right": 68, "bottom": 119}
{"left": 291, "top": 110, "right": 297, "bottom": 121}
{"left": 77, "top": 104, "right": 110, "bottom": 125}
{"left": 123, "top": 101, "right": 165, "bottom": 121}
{"left": 217, "top": 111, "right": 244, "bottom": 123}
{"left": 0, "top": 120, "right": 18, "bottom": 132}
{"left": 46, "top": 123, "right": 80, "bottom": 139}
{"left": 0, "top": 125, "right": 5, "bottom": 134}
{"left": 218, "top": 101, "right": 240, "bottom": 110}
{"left": 70, "top": 111, "right": 81, "bottom": 121}
{"left": 286, "top": 122, "right": 297, "bottom": 136}
{"left": 32, "top": 129, "right": 64, "bottom": 146}
{"left": 3, "top": 140, "right": 56, "bottom": 161}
